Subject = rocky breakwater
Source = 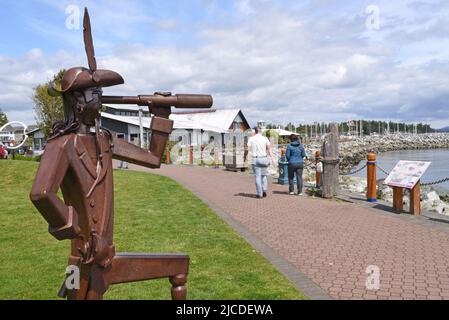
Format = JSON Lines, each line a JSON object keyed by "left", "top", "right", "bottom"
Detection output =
{"left": 338, "top": 133, "right": 449, "bottom": 172}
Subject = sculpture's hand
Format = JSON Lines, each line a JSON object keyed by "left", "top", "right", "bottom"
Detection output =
{"left": 78, "top": 231, "right": 115, "bottom": 268}
{"left": 48, "top": 206, "right": 81, "bottom": 240}
{"left": 92, "top": 232, "right": 115, "bottom": 268}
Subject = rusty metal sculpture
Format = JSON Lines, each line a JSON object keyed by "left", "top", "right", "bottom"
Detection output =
{"left": 29, "top": 8, "right": 212, "bottom": 300}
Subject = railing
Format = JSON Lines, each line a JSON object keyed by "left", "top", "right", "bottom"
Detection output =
{"left": 340, "top": 159, "right": 449, "bottom": 187}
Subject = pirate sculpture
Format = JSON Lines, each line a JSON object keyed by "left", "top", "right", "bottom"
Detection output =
{"left": 30, "top": 8, "right": 212, "bottom": 300}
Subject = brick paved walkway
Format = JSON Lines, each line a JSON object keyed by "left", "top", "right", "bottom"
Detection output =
{"left": 123, "top": 163, "right": 449, "bottom": 300}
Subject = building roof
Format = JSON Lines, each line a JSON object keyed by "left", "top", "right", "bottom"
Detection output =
{"left": 264, "top": 128, "right": 297, "bottom": 136}
{"left": 0, "top": 124, "right": 15, "bottom": 133}
{"left": 101, "top": 108, "right": 247, "bottom": 134}
{"left": 26, "top": 127, "right": 41, "bottom": 135}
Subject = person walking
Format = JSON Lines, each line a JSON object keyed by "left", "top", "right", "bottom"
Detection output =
{"left": 286, "top": 135, "right": 307, "bottom": 195}
{"left": 247, "top": 127, "right": 275, "bottom": 199}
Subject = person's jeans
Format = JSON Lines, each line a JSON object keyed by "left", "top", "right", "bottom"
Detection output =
{"left": 252, "top": 157, "right": 269, "bottom": 197}
{"left": 288, "top": 163, "right": 304, "bottom": 194}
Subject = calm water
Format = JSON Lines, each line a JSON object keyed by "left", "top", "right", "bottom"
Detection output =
{"left": 352, "top": 149, "right": 449, "bottom": 189}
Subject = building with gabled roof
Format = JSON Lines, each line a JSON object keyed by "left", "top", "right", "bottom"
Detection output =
{"left": 100, "top": 106, "right": 251, "bottom": 147}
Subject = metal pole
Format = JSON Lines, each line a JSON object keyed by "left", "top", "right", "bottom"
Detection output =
{"left": 138, "top": 107, "right": 144, "bottom": 148}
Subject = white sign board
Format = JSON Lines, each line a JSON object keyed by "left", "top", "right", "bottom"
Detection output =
{"left": 384, "top": 160, "right": 431, "bottom": 189}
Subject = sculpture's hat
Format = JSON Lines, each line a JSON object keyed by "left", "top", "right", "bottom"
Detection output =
{"left": 49, "top": 8, "right": 124, "bottom": 96}
{"left": 52, "top": 67, "right": 124, "bottom": 94}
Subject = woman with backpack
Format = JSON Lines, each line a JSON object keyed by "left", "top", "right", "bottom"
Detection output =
{"left": 286, "top": 135, "right": 307, "bottom": 195}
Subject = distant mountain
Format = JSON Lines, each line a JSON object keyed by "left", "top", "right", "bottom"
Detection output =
{"left": 438, "top": 126, "right": 449, "bottom": 132}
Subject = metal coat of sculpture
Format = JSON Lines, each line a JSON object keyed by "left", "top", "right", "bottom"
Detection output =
{"left": 29, "top": 8, "right": 213, "bottom": 300}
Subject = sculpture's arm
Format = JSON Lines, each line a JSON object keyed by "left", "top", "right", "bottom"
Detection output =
{"left": 112, "top": 116, "right": 173, "bottom": 169}
{"left": 29, "top": 141, "right": 80, "bottom": 240}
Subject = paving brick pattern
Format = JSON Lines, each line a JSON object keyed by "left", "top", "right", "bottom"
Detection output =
{"left": 129, "top": 164, "right": 449, "bottom": 300}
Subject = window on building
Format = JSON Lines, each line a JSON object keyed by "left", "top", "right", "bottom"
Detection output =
{"left": 33, "top": 138, "right": 42, "bottom": 151}
{"left": 233, "top": 121, "right": 241, "bottom": 130}
{"left": 130, "top": 134, "right": 139, "bottom": 142}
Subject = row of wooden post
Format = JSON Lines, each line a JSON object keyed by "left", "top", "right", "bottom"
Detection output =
{"left": 165, "top": 145, "right": 219, "bottom": 167}
{"left": 165, "top": 145, "right": 194, "bottom": 165}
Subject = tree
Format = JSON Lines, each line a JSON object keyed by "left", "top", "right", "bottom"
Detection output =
{"left": 33, "top": 69, "right": 65, "bottom": 138}
{"left": 0, "top": 108, "right": 8, "bottom": 126}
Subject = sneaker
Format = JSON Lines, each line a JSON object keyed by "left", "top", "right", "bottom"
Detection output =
{"left": 256, "top": 195, "right": 262, "bottom": 199}
{"left": 298, "top": 193, "right": 304, "bottom": 196}
{"left": 289, "top": 192, "right": 295, "bottom": 195}
{"left": 263, "top": 192, "right": 267, "bottom": 198}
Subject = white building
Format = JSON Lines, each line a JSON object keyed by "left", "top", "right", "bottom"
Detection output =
{"left": 0, "top": 124, "right": 15, "bottom": 146}
{"left": 100, "top": 106, "right": 251, "bottom": 167}
{"left": 101, "top": 106, "right": 251, "bottom": 147}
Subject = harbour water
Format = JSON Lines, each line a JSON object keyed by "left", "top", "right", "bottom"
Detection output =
{"left": 352, "top": 149, "right": 449, "bottom": 190}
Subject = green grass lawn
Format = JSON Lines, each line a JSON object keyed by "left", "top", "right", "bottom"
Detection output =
{"left": 0, "top": 160, "right": 305, "bottom": 300}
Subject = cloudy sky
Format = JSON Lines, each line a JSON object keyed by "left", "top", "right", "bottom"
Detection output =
{"left": 1, "top": 0, "right": 449, "bottom": 128}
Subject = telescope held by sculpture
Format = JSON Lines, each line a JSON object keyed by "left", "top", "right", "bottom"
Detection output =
{"left": 102, "top": 93, "right": 213, "bottom": 109}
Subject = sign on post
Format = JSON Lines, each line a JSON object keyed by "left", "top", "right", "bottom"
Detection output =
{"left": 385, "top": 160, "right": 431, "bottom": 215}
{"left": 384, "top": 160, "right": 431, "bottom": 189}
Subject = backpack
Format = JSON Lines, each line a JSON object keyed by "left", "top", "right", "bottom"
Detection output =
{"left": 293, "top": 144, "right": 304, "bottom": 158}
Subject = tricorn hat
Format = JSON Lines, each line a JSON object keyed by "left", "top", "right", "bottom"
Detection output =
{"left": 49, "top": 67, "right": 124, "bottom": 95}
{"left": 48, "top": 8, "right": 124, "bottom": 96}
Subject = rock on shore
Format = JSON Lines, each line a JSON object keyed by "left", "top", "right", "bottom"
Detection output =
{"left": 339, "top": 176, "right": 449, "bottom": 215}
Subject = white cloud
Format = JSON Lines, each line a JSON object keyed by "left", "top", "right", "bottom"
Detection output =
{"left": 1, "top": 0, "right": 449, "bottom": 128}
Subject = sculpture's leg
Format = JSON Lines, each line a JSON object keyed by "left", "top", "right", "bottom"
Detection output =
{"left": 65, "top": 256, "right": 91, "bottom": 300}
{"left": 85, "top": 265, "right": 108, "bottom": 300}
{"left": 170, "top": 273, "right": 187, "bottom": 300}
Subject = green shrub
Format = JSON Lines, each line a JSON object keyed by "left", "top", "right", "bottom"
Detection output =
{"left": 12, "top": 154, "right": 41, "bottom": 162}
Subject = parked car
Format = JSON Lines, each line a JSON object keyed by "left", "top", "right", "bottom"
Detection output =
{"left": 0, "top": 145, "right": 6, "bottom": 159}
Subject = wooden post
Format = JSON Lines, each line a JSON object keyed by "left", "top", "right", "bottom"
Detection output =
{"left": 367, "top": 152, "right": 377, "bottom": 202}
{"left": 410, "top": 181, "right": 421, "bottom": 215}
{"left": 213, "top": 146, "right": 219, "bottom": 168}
{"left": 165, "top": 145, "right": 171, "bottom": 164}
{"left": 321, "top": 123, "right": 339, "bottom": 198}
{"left": 315, "top": 150, "right": 321, "bottom": 188}
{"left": 189, "top": 145, "right": 193, "bottom": 165}
{"left": 393, "top": 187, "right": 404, "bottom": 213}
